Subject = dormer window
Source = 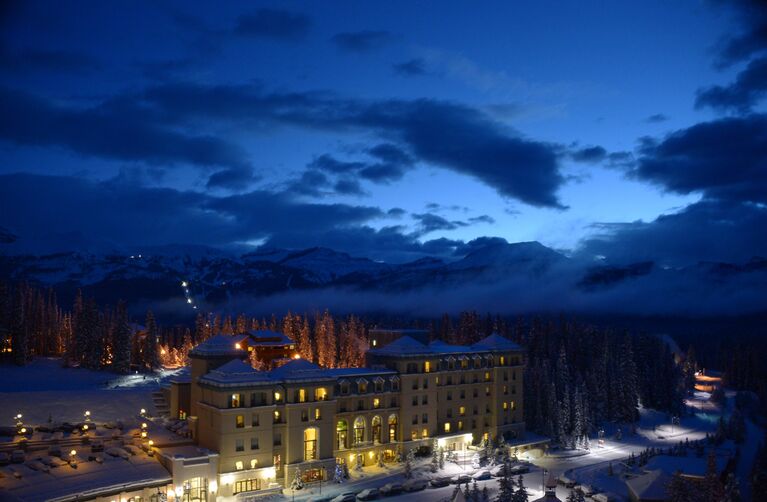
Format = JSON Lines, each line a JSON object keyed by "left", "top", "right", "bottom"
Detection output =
{"left": 374, "top": 377, "right": 384, "bottom": 392}
{"left": 390, "top": 376, "right": 400, "bottom": 391}
{"left": 340, "top": 380, "right": 350, "bottom": 395}
{"left": 357, "top": 379, "right": 368, "bottom": 394}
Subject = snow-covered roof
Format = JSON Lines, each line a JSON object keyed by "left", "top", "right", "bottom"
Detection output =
{"left": 368, "top": 333, "right": 523, "bottom": 357}
{"left": 625, "top": 469, "right": 672, "bottom": 501}
{"left": 245, "top": 329, "right": 294, "bottom": 345}
{"left": 189, "top": 334, "right": 247, "bottom": 356}
{"left": 199, "top": 359, "right": 271, "bottom": 385}
{"left": 368, "top": 335, "right": 431, "bottom": 355}
{"left": 269, "top": 358, "right": 336, "bottom": 381}
{"left": 471, "top": 333, "right": 523, "bottom": 351}
{"left": 0, "top": 450, "right": 170, "bottom": 502}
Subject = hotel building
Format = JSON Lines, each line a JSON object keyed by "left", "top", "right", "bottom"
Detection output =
{"left": 165, "top": 331, "right": 526, "bottom": 500}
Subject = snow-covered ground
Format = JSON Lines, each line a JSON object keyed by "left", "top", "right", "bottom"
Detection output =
{"left": 291, "top": 388, "right": 755, "bottom": 502}
{"left": 0, "top": 358, "right": 185, "bottom": 424}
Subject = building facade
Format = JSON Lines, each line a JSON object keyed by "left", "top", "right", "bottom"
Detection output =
{"left": 171, "top": 332, "right": 526, "bottom": 500}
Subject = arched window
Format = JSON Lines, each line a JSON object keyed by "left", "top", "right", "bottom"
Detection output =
{"left": 353, "top": 416, "right": 365, "bottom": 445}
{"left": 336, "top": 420, "right": 348, "bottom": 450}
{"left": 388, "top": 414, "right": 398, "bottom": 442}
{"left": 304, "top": 428, "right": 318, "bottom": 460}
{"left": 371, "top": 416, "right": 382, "bottom": 444}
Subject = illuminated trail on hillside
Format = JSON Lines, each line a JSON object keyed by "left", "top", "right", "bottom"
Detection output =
{"left": 180, "top": 280, "right": 197, "bottom": 310}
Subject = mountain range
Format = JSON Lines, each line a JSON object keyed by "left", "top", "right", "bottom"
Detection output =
{"left": 1, "top": 238, "right": 765, "bottom": 319}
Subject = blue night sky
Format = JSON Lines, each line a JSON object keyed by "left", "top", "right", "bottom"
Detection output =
{"left": 1, "top": 0, "right": 766, "bottom": 267}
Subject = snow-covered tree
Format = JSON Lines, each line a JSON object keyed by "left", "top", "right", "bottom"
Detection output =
{"left": 333, "top": 463, "right": 345, "bottom": 484}
{"left": 290, "top": 468, "right": 304, "bottom": 490}
{"left": 404, "top": 448, "right": 414, "bottom": 478}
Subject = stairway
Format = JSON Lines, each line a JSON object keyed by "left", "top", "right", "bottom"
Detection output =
{"left": 152, "top": 389, "right": 170, "bottom": 418}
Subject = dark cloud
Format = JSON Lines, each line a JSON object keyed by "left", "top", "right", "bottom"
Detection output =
{"left": 578, "top": 199, "right": 767, "bottom": 267}
{"left": 713, "top": 0, "right": 767, "bottom": 67}
{"left": 331, "top": 30, "right": 390, "bottom": 52}
{"left": 412, "top": 213, "right": 468, "bottom": 234}
{"left": 136, "top": 83, "right": 566, "bottom": 205}
{"left": 468, "top": 215, "right": 495, "bottom": 224}
{"left": 206, "top": 167, "right": 260, "bottom": 191}
{"left": 696, "top": 56, "right": 767, "bottom": 112}
{"left": 387, "top": 207, "right": 406, "bottom": 217}
{"left": 333, "top": 178, "right": 366, "bottom": 196}
{"left": 367, "top": 143, "right": 413, "bottom": 165}
{"left": 645, "top": 113, "right": 668, "bottom": 123}
{"left": 308, "top": 145, "right": 414, "bottom": 185}
{"left": 1, "top": 81, "right": 567, "bottom": 208}
{"left": 286, "top": 169, "right": 330, "bottom": 197}
{"left": 235, "top": 9, "right": 311, "bottom": 40}
{"left": 393, "top": 58, "right": 428, "bottom": 76}
{"left": 309, "top": 154, "right": 365, "bottom": 174}
{"left": 571, "top": 145, "right": 607, "bottom": 163}
{"left": 412, "top": 213, "right": 495, "bottom": 235}
{"left": 630, "top": 114, "right": 767, "bottom": 203}
{"left": 0, "top": 173, "right": 384, "bottom": 253}
{"left": 0, "top": 86, "right": 249, "bottom": 170}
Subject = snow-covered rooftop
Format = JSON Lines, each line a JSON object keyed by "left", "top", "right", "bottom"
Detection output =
{"left": 471, "top": 333, "right": 524, "bottom": 351}
{"left": 189, "top": 334, "right": 247, "bottom": 357}
{"left": 0, "top": 450, "right": 170, "bottom": 502}
{"left": 198, "top": 359, "right": 271, "bottom": 386}
{"left": 625, "top": 469, "right": 671, "bottom": 500}
{"left": 368, "top": 333, "right": 523, "bottom": 357}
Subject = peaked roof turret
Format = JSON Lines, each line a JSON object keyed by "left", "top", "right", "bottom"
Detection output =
{"left": 199, "top": 358, "right": 270, "bottom": 385}
{"left": 269, "top": 358, "right": 334, "bottom": 380}
{"left": 471, "top": 333, "right": 523, "bottom": 351}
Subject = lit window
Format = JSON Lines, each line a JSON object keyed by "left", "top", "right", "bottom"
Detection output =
{"left": 424, "top": 361, "right": 431, "bottom": 373}
{"left": 304, "top": 428, "right": 318, "bottom": 460}
{"left": 251, "top": 459, "right": 257, "bottom": 469}
{"left": 458, "top": 421, "right": 464, "bottom": 431}
{"left": 500, "top": 356, "right": 506, "bottom": 365}
{"left": 236, "top": 415, "right": 244, "bottom": 428}
{"left": 372, "top": 339, "right": 377, "bottom": 347}
{"left": 511, "top": 401, "right": 516, "bottom": 411}
{"left": 411, "top": 430, "right": 418, "bottom": 440}
{"left": 274, "top": 410, "right": 281, "bottom": 423}
{"left": 459, "top": 406, "right": 465, "bottom": 416}
{"left": 231, "top": 394, "right": 242, "bottom": 408}
{"left": 235, "top": 461, "right": 244, "bottom": 470}
{"left": 274, "top": 391, "right": 282, "bottom": 402}
{"left": 484, "top": 372, "right": 491, "bottom": 381}
{"left": 444, "top": 422, "right": 451, "bottom": 433}
{"left": 315, "top": 408, "right": 321, "bottom": 420}
{"left": 373, "top": 398, "right": 380, "bottom": 409}
{"left": 315, "top": 388, "right": 327, "bottom": 401}
{"left": 503, "top": 402, "right": 508, "bottom": 410}
{"left": 299, "top": 389, "right": 306, "bottom": 403}
{"left": 422, "top": 428, "right": 428, "bottom": 438}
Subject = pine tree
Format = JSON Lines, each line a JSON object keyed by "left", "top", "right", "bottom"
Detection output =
{"left": 111, "top": 301, "right": 132, "bottom": 374}
{"left": 144, "top": 310, "right": 160, "bottom": 370}
{"left": 11, "top": 286, "right": 27, "bottom": 365}
{"left": 667, "top": 471, "right": 697, "bottom": 502}
{"left": 512, "top": 475, "right": 528, "bottom": 502}
{"left": 722, "top": 472, "right": 741, "bottom": 502}
{"left": 404, "top": 448, "right": 414, "bottom": 478}
{"left": 496, "top": 461, "right": 514, "bottom": 502}
{"left": 431, "top": 439, "right": 440, "bottom": 472}
{"left": 298, "top": 316, "right": 314, "bottom": 362}
{"left": 703, "top": 451, "right": 723, "bottom": 502}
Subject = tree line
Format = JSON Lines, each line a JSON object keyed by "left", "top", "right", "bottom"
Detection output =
{"left": 1, "top": 282, "right": 687, "bottom": 438}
